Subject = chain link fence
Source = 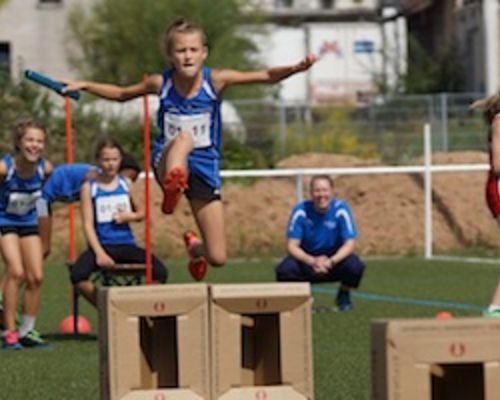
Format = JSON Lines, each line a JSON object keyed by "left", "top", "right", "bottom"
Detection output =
{"left": 227, "top": 93, "right": 486, "bottom": 167}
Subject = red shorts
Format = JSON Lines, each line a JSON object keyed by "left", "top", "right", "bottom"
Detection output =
{"left": 486, "top": 173, "right": 500, "bottom": 217}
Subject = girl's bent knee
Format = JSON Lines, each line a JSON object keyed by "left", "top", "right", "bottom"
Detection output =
{"left": 208, "top": 254, "right": 226, "bottom": 268}
{"left": 77, "top": 280, "right": 90, "bottom": 289}
{"left": 174, "top": 131, "right": 194, "bottom": 147}
{"left": 26, "top": 274, "right": 44, "bottom": 288}
{"left": 6, "top": 270, "right": 25, "bottom": 283}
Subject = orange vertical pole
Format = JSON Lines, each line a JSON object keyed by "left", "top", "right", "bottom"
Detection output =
{"left": 142, "top": 76, "right": 153, "bottom": 284}
{"left": 65, "top": 97, "right": 80, "bottom": 335}
{"left": 65, "top": 97, "right": 77, "bottom": 263}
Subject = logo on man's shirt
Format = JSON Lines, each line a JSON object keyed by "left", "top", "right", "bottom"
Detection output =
{"left": 324, "top": 221, "right": 337, "bottom": 229}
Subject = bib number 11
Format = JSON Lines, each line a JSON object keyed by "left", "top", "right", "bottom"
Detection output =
{"left": 164, "top": 113, "right": 211, "bottom": 148}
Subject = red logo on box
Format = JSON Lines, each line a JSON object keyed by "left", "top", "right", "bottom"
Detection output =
{"left": 450, "top": 342, "right": 466, "bottom": 357}
{"left": 153, "top": 302, "right": 165, "bottom": 312}
{"left": 256, "top": 299, "right": 268, "bottom": 309}
{"left": 255, "top": 389, "right": 267, "bottom": 400}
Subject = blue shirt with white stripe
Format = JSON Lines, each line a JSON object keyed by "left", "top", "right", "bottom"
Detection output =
{"left": 154, "top": 66, "right": 222, "bottom": 189}
{"left": 287, "top": 199, "right": 358, "bottom": 256}
{"left": 0, "top": 154, "right": 46, "bottom": 227}
{"left": 42, "top": 163, "right": 96, "bottom": 203}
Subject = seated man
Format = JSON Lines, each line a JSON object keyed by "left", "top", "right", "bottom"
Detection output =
{"left": 275, "top": 175, "right": 366, "bottom": 311}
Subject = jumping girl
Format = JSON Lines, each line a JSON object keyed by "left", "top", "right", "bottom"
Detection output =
{"left": 63, "top": 18, "right": 317, "bottom": 280}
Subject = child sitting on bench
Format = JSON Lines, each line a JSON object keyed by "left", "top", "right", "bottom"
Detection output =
{"left": 70, "top": 137, "right": 167, "bottom": 306}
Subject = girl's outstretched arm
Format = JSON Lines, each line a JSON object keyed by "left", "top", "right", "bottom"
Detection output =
{"left": 62, "top": 74, "right": 163, "bottom": 102}
{"left": 212, "top": 54, "right": 318, "bottom": 93}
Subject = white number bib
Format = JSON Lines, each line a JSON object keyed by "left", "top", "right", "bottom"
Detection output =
{"left": 6, "top": 191, "right": 41, "bottom": 216}
{"left": 164, "top": 112, "right": 211, "bottom": 148}
{"left": 95, "top": 194, "right": 131, "bottom": 223}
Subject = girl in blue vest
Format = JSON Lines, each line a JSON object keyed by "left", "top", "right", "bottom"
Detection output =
{"left": 63, "top": 18, "right": 317, "bottom": 280}
{"left": 36, "top": 153, "right": 141, "bottom": 259}
{"left": 70, "top": 137, "right": 167, "bottom": 307}
{"left": 0, "top": 118, "right": 53, "bottom": 350}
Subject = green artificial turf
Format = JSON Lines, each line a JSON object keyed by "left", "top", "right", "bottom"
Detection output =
{"left": 0, "top": 257, "right": 496, "bottom": 400}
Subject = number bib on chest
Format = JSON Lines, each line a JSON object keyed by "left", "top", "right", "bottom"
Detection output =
{"left": 95, "top": 194, "right": 131, "bottom": 223}
{"left": 6, "top": 191, "right": 41, "bottom": 216}
{"left": 164, "top": 112, "right": 211, "bottom": 148}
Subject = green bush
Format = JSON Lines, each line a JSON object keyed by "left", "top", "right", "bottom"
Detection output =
{"left": 275, "top": 106, "right": 379, "bottom": 160}
{"left": 0, "top": 72, "right": 144, "bottom": 164}
{"left": 221, "top": 135, "right": 269, "bottom": 169}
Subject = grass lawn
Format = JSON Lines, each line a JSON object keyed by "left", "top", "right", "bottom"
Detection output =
{"left": 0, "top": 257, "right": 497, "bottom": 400}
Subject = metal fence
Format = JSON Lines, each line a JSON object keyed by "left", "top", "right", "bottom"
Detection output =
{"left": 217, "top": 124, "right": 490, "bottom": 260}
{"left": 228, "top": 92, "right": 486, "bottom": 167}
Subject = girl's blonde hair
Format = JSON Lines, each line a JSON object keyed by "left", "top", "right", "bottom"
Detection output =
{"left": 161, "top": 18, "right": 207, "bottom": 59}
{"left": 470, "top": 92, "right": 500, "bottom": 125}
{"left": 12, "top": 118, "right": 47, "bottom": 153}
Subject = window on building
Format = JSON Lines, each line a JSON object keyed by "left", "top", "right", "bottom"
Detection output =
{"left": 320, "top": 0, "right": 335, "bottom": 8}
{"left": 274, "top": 0, "right": 293, "bottom": 8}
{"left": 0, "top": 42, "right": 11, "bottom": 77}
{"left": 37, "top": 0, "right": 63, "bottom": 9}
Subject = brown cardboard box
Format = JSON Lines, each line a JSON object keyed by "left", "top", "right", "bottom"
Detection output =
{"left": 98, "top": 284, "right": 210, "bottom": 400}
{"left": 210, "top": 283, "right": 314, "bottom": 400}
{"left": 371, "top": 317, "right": 500, "bottom": 400}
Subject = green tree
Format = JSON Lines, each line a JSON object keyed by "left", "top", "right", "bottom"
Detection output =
{"left": 66, "top": 0, "right": 265, "bottom": 99}
{"left": 0, "top": 73, "right": 55, "bottom": 156}
{"left": 404, "top": 34, "right": 465, "bottom": 94}
{"left": 0, "top": 72, "right": 146, "bottom": 165}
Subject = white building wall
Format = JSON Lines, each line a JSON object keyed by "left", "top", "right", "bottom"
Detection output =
{"left": 249, "top": 18, "right": 406, "bottom": 103}
{"left": 309, "top": 22, "right": 383, "bottom": 103}
{"left": 483, "top": 0, "right": 500, "bottom": 94}
{"left": 382, "top": 7, "right": 407, "bottom": 92}
{"left": 249, "top": 0, "right": 378, "bottom": 11}
{"left": 252, "top": 25, "right": 308, "bottom": 102}
{"left": 0, "top": 0, "right": 96, "bottom": 79}
{"left": 0, "top": 0, "right": 405, "bottom": 103}
{"left": 334, "top": 0, "right": 378, "bottom": 10}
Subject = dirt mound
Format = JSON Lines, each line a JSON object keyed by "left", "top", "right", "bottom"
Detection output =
{"left": 50, "top": 151, "right": 498, "bottom": 261}
{"left": 427, "top": 152, "right": 499, "bottom": 248}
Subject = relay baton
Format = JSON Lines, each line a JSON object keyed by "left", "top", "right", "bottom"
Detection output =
{"left": 24, "top": 69, "right": 81, "bottom": 101}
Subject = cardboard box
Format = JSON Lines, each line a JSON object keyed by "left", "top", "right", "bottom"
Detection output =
{"left": 98, "top": 284, "right": 210, "bottom": 400}
{"left": 371, "top": 318, "right": 500, "bottom": 400}
{"left": 210, "top": 283, "right": 314, "bottom": 400}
